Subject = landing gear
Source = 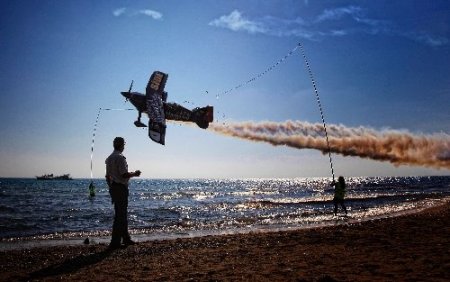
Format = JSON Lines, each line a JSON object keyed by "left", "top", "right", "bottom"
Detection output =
{"left": 134, "top": 112, "right": 147, "bottom": 127}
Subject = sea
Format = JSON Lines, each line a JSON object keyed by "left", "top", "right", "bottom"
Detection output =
{"left": 1, "top": 176, "right": 449, "bottom": 250}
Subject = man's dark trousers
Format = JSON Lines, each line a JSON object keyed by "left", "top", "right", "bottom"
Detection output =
{"left": 110, "top": 182, "right": 131, "bottom": 244}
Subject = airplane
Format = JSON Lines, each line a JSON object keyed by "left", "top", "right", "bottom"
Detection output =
{"left": 121, "top": 71, "right": 213, "bottom": 145}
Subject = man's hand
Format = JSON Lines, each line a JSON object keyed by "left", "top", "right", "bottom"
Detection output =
{"left": 122, "top": 170, "right": 142, "bottom": 179}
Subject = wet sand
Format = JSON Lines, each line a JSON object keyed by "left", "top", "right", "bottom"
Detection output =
{"left": 1, "top": 202, "right": 449, "bottom": 281}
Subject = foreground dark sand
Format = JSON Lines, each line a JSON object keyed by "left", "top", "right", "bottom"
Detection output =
{"left": 1, "top": 202, "right": 449, "bottom": 281}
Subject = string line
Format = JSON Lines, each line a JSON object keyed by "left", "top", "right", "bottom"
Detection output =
{"left": 298, "top": 43, "right": 335, "bottom": 181}
{"left": 216, "top": 44, "right": 301, "bottom": 99}
{"left": 90, "top": 108, "right": 134, "bottom": 180}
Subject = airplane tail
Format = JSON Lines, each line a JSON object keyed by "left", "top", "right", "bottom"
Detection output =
{"left": 192, "top": 106, "right": 214, "bottom": 129}
{"left": 164, "top": 103, "right": 214, "bottom": 129}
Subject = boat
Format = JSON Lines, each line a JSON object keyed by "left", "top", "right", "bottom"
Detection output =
{"left": 36, "top": 174, "right": 73, "bottom": 180}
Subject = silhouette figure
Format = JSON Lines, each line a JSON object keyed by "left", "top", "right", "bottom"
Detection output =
{"left": 105, "top": 137, "right": 141, "bottom": 248}
{"left": 331, "top": 176, "right": 347, "bottom": 216}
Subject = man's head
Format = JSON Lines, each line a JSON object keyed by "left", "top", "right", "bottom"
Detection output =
{"left": 113, "top": 137, "right": 125, "bottom": 151}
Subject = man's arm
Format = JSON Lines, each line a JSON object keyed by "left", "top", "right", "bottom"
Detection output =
{"left": 121, "top": 170, "right": 141, "bottom": 179}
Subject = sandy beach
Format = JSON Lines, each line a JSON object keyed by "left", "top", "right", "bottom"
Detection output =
{"left": 1, "top": 201, "right": 449, "bottom": 281}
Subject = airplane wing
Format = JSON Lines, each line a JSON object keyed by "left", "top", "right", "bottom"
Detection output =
{"left": 146, "top": 71, "right": 169, "bottom": 145}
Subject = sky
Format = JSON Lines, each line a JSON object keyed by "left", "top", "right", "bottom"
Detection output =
{"left": 0, "top": 0, "right": 449, "bottom": 179}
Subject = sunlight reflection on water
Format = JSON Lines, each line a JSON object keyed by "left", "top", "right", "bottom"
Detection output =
{"left": 0, "top": 177, "right": 449, "bottom": 245}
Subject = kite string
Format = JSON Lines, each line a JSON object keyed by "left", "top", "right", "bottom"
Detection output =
{"left": 90, "top": 108, "right": 102, "bottom": 180}
{"left": 215, "top": 44, "right": 301, "bottom": 99}
{"left": 90, "top": 108, "right": 134, "bottom": 180}
{"left": 298, "top": 42, "right": 335, "bottom": 182}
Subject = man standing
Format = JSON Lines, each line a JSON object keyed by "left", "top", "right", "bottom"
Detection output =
{"left": 331, "top": 176, "right": 348, "bottom": 216}
{"left": 105, "top": 137, "right": 141, "bottom": 248}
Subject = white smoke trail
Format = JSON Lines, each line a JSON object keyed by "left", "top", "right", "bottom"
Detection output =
{"left": 208, "top": 120, "right": 450, "bottom": 170}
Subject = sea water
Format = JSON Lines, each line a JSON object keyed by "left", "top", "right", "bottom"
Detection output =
{"left": 1, "top": 177, "right": 449, "bottom": 247}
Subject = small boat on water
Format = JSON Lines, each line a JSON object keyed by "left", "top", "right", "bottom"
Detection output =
{"left": 36, "top": 174, "right": 73, "bottom": 180}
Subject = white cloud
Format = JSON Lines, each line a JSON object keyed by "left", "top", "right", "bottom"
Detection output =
{"left": 113, "top": 7, "right": 126, "bottom": 17}
{"left": 209, "top": 6, "right": 448, "bottom": 47}
{"left": 112, "top": 7, "right": 163, "bottom": 20}
{"left": 209, "top": 10, "right": 265, "bottom": 34}
{"left": 315, "top": 6, "right": 362, "bottom": 22}
{"left": 139, "top": 9, "right": 163, "bottom": 20}
{"left": 330, "top": 30, "right": 348, "bottom": 37}
{"left": 209, "top": 10, "right": 315, "bottom": 39}
{"left": 401, "top": 32, "right": 449, "bottom": 47}
{"left": 315, "top": 5, "right": 389, "bottom": 34}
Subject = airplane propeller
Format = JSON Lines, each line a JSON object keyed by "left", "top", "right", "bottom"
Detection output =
{"left": 124, "top": 80, "right": 134, "bottom": 103}
{"left": 128, "top": 80, "right": 134, "bottom": 92}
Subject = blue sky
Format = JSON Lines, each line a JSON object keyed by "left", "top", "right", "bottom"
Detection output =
{"left": 1, "top": 0, "right": 449, "bottom": 178}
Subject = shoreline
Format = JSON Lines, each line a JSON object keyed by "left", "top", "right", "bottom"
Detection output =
{"left": 1, "top": 200, "right": 449, "bottom": 281}
{"left": 1, "top": 196, "right": 447, "bottom": 252}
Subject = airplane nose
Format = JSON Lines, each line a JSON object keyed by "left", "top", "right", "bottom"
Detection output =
{"left": 121, "top": 91, "right": 131, "bottom": 98}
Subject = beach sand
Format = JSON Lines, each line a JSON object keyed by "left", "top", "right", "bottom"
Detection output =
{"left": 1, "top": 202, "right": 449, "bottom": 281}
